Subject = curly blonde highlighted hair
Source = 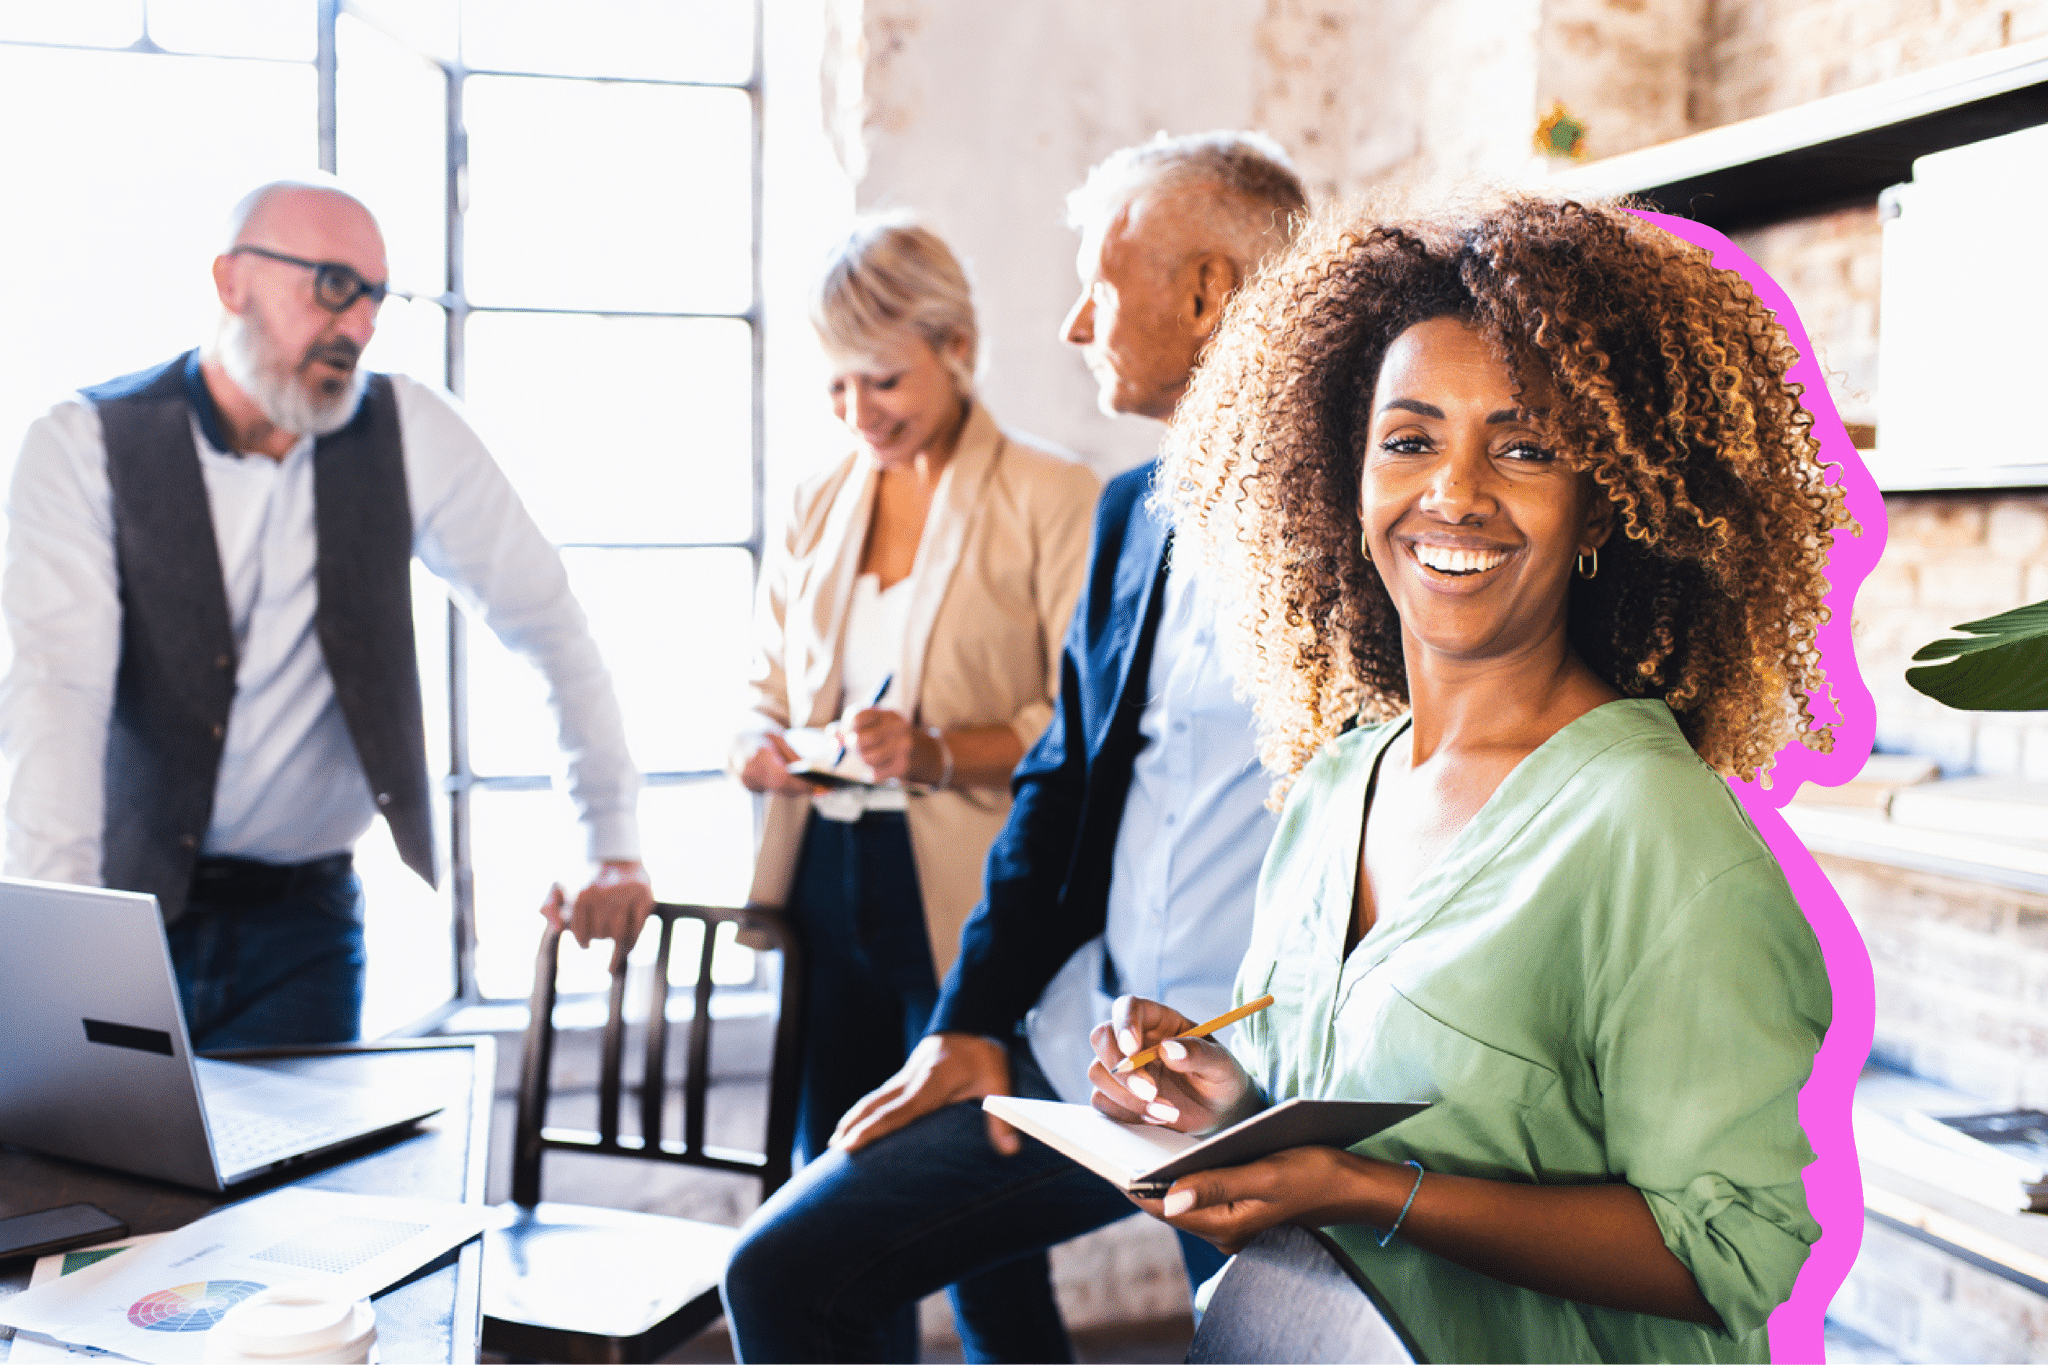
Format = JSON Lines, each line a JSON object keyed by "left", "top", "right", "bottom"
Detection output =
{"left": 1160, "top": 189, "right": 1855, "bottom": 797}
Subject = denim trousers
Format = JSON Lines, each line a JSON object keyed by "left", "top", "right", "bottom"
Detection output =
{"left": 166, "top": 853, "right": 365, "bottom": 1051}
{"left": 722, "top": 1037, "right": 1230, "bottom": 1364}
{"left": 786, "top": 811, "right": 944, "bottom": 1164}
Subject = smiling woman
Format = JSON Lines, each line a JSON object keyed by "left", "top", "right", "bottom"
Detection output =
{"left": 1169, "top": 192, "right": 1852, "bottom": 794}
{"left": 1092, "top": 191, "right": 1859, "bottom": 1364}
{"left": 1359, "top": 315, "right": 1616, "bottom": 682}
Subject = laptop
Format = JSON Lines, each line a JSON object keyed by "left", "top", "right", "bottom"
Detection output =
{"left": 0, "top": 877, "right": 442, "bottom": 1192}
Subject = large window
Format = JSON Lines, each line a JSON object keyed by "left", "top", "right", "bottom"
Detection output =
{"left": 0, "top": 0, "right": 766, "bottom": 1032}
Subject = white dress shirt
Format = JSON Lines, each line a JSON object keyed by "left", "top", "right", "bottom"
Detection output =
{"left": 0, "top": 371, "right": 640, "bottom": 884}
{"left": 1026, "top": 562, "right": 1279, "bottom": 1102}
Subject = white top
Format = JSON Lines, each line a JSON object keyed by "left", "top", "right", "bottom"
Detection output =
{"left": 812, "top": 571, "right": 910, "bottom": 821}
{"left": 0, "top": 372, "right": 641, "bottom": 882}
{"left": 1026, "top": 562, "right": 1278, "bottom": 1102}
{"left": 838, "top": 572, "right": 908, "bottom": 723}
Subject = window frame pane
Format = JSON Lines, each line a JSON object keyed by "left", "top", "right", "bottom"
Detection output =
{"left": 433, "top": 5, "right": 766, "bottom": 1004}
{"left": 0, "top": 0, "right": 766, "bottom": 1017}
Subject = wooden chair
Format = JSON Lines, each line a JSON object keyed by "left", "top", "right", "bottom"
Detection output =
{"left": 481, "top": 903, "right": 803, "bottom": 1364}
{"left": 1185, "top": 1224, "right": 1426, "bottom": 1364}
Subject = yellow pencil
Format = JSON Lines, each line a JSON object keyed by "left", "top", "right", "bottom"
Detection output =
{"left": 1112, "top": 994, "right": 1275, "bottom": 1075}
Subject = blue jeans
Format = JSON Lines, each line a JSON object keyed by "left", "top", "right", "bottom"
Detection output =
{"left": 722, "top": 1039, "right": 1229, "bottom": 1363}
{"left": 167, "top": 854, "right": 365, "bottom": 1051}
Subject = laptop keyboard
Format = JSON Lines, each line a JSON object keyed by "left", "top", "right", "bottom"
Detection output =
{"left": 211, "top": 1110, "right": 352, "bottom": 1171}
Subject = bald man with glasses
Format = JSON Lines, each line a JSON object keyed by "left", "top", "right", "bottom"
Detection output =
{"left": 0, "top": 177, "right": 652, "bottom": 1048}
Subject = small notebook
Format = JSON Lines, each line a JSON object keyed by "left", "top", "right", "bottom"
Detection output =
{"left": 784, "top": 762, "right": 879, "bottom": 790}
{"left": 984, "top": 1095, "right": 1429, "bottom": 1197}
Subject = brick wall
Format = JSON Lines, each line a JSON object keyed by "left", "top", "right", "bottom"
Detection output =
{"left": 1857, "top": 496, "right": 2048, "bottom": 777}
{"left": 1253, "top": 0, "right": 1543, "bottom": 199}
{"left": 1820, "top": 850, "right": 2048, "bottom": 1360}
{"left": 1822, "top": 856, "right": 2048, "bottom": 1100}
{"left": 1696, "top": 0, "right": 2048, "bottom": 126}
{"left": 1832, "top": 1217, "right": 2048, "bottom": 1362}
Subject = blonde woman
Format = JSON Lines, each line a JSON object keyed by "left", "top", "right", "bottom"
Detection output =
{"left": 733, "top": 217, "right": 1099, "bottom": 1163}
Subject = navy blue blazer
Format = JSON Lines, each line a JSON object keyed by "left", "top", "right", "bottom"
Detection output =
{"left": 930, "top": 461, "right": 1170, "bottom": 1039}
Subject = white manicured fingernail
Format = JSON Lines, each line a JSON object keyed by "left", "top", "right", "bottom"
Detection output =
{"left": 1146, "top": 1100, "right": 1179, "bottom": 1123}
{"left": 1126, "top": 1072, "right": 1157, "bottom": 1101}
{"left": 1162, "top": 1189, "right": 1195, "bottom": 1216}
{"left": 1161, "top": 1040, "right": 1187, "bottom": 1062}
{"left": 1118, "top": 1029, "right": 1139, "bottom": 1055}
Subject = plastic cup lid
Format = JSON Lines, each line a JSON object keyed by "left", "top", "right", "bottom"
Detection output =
{"left": 210, "top": 1283, "right": 374, "bottom": 1357}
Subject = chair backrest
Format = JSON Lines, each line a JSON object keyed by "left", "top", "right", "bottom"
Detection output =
{"left": 510, "top": 903, "right": 803, "bottom": 1207}
{"left": 1185, "top": 1224, "right": 1425, "bottom": 1364}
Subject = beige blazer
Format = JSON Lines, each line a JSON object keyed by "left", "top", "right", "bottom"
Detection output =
{"left": 739, "top": 402, "right": 1100, "bottom": 977}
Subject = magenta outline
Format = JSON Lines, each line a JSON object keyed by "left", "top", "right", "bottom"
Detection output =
{"left": 1631, "top": 210, "right": 1883, "bottom": 1364}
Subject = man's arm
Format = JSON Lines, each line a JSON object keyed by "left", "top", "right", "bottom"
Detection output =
{"left": 0, "top": 401, "right": 122, "bottom": 886}
{"left": 394, "top": 378, "right": 652, "bottom": 960}
{"left": 932, "top": 468, "right": 1155, "bottom": 1037}
{"left": 833, "top": 627, "right": 1096, "bottom": 1153}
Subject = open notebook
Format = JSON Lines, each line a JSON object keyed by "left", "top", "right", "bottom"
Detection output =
{"left": 984, "top": 1095, "right": 1428, "bottom": 1197}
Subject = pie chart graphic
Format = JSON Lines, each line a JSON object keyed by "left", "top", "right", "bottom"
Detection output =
{"left": 126, "top": 1280, "right": 266, "bottom": 1332}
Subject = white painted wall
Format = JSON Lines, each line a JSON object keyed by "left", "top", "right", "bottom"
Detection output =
{"left": 833, "top": 0, "right": 1269, "bottom": 476}
{"left": 816, "top": 0, "right": 1695, "bottom": 476}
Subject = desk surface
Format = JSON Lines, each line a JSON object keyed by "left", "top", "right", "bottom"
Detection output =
{"left": 0, "top": 1037, "right": 493, "bottom": 1364}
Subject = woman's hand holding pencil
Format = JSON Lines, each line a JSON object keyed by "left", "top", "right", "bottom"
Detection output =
{"left": 1088, "top": 994, "right": 1270, "bottom": 1138}
{"left": 1112, "top": 994, "right": 1274, "bottom": 1074}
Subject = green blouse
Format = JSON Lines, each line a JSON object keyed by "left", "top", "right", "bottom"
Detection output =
{"left": 1232, "top": 699, "right": 1826, "bottom": 1364}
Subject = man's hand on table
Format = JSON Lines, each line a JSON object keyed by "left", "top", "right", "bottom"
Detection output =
{"left": 539, "top": 859, "right": 656, "bottom": 970}
{"left": 830, "top": 1031, "right": 1020, "bottom": 1155}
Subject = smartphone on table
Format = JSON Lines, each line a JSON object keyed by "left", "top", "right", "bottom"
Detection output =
{"left": 0, "top": 1203, "right": 127, "bottom": 1261}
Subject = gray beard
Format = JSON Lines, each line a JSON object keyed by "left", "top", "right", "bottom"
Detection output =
{"left": 218, "top": 310, "right": 366, "bottom": 438}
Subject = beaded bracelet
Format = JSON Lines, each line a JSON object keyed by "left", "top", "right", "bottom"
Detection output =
{"left": 925, "top": 726, "right": 955, "bottom": 790}
{"left": 1378, "top": 1160, "right": 1425, "bottom": 1247}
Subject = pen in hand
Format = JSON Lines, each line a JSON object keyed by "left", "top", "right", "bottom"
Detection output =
{"left": 833, "top": 672, "right": 895, "bottom": 767}
{"left": 1113, "top": 994, "right": 1276, "bottom": 1075}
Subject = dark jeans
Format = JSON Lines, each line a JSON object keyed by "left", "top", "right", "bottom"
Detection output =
{"left": 722, "top": 1039, "right": 1230, "bottom": 1364}
{"left": 166, "top": 853, "right": 364, "bottom": 1051}
{"left": 787, "top": 811, "right": 943, "bottom": 1164}
{"left": 779, "top": 812, "right": 1062, "bottom": 1360}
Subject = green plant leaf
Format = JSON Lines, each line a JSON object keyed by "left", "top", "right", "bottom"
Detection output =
{"left": 1906, "top": 597, "right": 2048, "bottom": 711}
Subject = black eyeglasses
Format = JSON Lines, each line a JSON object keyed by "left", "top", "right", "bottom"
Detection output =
{"left": 230, "top": 245, "right": 392, "bottom": 313}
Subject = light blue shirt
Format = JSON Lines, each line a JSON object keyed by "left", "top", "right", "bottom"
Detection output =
{"left": 1026, "top": 563, "right": 1279, "bottom": 1102}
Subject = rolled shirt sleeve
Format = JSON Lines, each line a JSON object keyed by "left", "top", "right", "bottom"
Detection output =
{"left": 1599, "top": 855, "right": 1829, "bottom": 1340}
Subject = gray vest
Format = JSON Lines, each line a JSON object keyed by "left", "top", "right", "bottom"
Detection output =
{"left": 87, "top": 351, "right": 435, "bottom": 922}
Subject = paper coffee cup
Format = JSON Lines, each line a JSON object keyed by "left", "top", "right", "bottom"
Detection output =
{"left": 202, "top": 1282, "right": 378, "bottom": 1364}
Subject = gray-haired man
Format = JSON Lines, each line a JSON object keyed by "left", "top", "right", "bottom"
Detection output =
{"left": 722, "top": 132, "right": 1306, "bottom": 1364}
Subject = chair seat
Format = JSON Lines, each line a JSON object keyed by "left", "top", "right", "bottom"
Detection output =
{"left": 482, "top": 1200, "right": 739, "bottom": 1358}
{"left": 1186, "top": 1224, "right": 1422, "bottom": 1363}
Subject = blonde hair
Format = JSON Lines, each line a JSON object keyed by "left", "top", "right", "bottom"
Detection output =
{"left": 811, "top": 215, "right": 978, "bottom": 393}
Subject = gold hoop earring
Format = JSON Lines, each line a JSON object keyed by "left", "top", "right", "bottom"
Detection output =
{"left": 1575, "top": 548, "right": 1598, "bottom": 580}
{"left": 1360, "top": 529, "right": 1373, "bottom": 564}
